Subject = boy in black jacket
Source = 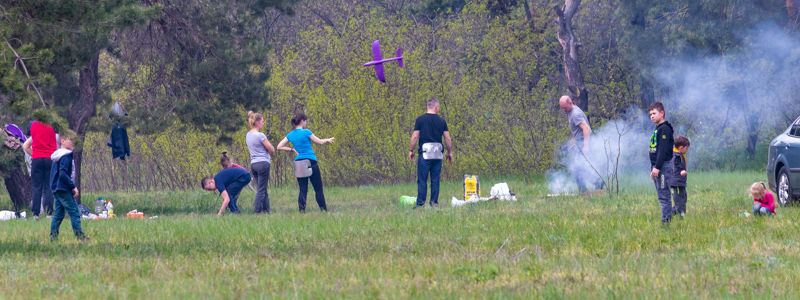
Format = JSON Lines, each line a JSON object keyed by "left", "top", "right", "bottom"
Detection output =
{"left": 648, "top": 102, "right": 674, "bottom": 225}
{"left": 671, "top": 135, "right": 690, "bottom": 218}
{"left": 49, "top": 130, "right": 88, "bottom": 241}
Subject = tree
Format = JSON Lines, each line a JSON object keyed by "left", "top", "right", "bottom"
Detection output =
{"left": 554, "top": 0, "right": 589, "bottom": 113}
{"left": 108, "top": 0, "right": 297, "bottom": 139}
{"left": 0, "top": 15, "right": 56, "bottom": 210}
{"left": 1, "top": 0, "right": 155, "bottom": 203}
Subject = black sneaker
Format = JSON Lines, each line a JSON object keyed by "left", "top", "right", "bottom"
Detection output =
{"left": 49, "top": 234, "right": 58, "bottom": 242}
{"left": 77, "top": 235, "right": 90, "bottom": 242}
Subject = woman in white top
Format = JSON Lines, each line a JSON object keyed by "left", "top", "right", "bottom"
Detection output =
{"left": 246, "top": 111, "right": 276, "bottom": 213}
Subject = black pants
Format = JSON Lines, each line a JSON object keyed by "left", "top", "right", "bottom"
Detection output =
{"left": 251, "top": 161, "right": 271, "bottom": 214}
{"left": 671, "top": 186, "right": 687, "bottom": 215}
{"left": 31, "top": 158, "right": 54, "bottom": 216}
{"left": 296, "top": 160, "right": 327, "bottom": 212}
{"left": 224, "top": 174, "right": 252, "bottom": 214}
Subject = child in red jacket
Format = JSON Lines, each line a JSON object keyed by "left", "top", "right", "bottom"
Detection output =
{"left": 751, "top": 182, "right": 776, "bottom": 216}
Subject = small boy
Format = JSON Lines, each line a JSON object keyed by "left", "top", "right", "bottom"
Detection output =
{"left": 670, "top": 135, "right": 690, "bottom": 218}
{"left": 201, "top": 167, "right": 251, "bottom": 216}
{"left": 49, "top": 130, "right": 88, "bottom": 241}
{"left": 648, "top": 102, "right": 674, "bottom": 225}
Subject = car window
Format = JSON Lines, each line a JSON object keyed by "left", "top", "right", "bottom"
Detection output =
{"left": 789, "top": 116, "right": 800, "bottom": 137}
{"left": 792, "top": 125, "right": 800, "bottom": 137}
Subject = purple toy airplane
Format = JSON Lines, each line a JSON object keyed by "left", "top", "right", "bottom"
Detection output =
{"left": 363, "top": 40, "right": 404, "bottom": 83}
{"left": 4, "top": 124, "right": 27, "bottom": 143}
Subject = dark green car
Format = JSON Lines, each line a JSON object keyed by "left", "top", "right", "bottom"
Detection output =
{"left": 768, "top": 116, "right": 800, "bottom": 206}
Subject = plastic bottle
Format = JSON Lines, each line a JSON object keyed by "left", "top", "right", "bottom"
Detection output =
{"left": 95, "top": 197, "right": 106, "bottom": 214}
{"left": 106, "top": 200, "right": 114, "bottom": 218}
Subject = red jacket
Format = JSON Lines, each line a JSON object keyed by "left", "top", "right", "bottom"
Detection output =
{"left": 754, "top": 191, "right": 776, "bottom": 214}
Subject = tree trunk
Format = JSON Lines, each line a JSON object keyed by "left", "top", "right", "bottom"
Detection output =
{"left": 554, "top": 0, "right": 589, "bottom": 114}
{"left": 523, "top": 0, "right": 535, "bottom": 32}
{"left": 3, "top": 165, "right": 31, "bottom": 212}
{"left": 68, "top": 52, "right": 100, "bottom": 203}
{"left": 746, "top": 113, "right": 759, "bottom": 159}
{"left": 639, "top": 75, "right": 655, "bottom": 110}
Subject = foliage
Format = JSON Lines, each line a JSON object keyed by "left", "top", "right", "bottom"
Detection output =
{"left": 265, "top": 1, "right": 567, "bottom": 186}
{"left": 107, "top": 0, "right": 297, "bottom": 137}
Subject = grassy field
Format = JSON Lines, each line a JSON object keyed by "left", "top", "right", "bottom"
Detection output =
{"left": 1, "top": 171, "right": 798, "bottom": 299}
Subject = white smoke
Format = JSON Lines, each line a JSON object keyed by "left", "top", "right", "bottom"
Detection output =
{"left": 656, "top": 23, "right": 800, "bottom": 170}
{"left": 548, "top": 23, "right": 800, "bottom": 194}
{"left": 548, "top": 110, "right": 650, "bottom": 195}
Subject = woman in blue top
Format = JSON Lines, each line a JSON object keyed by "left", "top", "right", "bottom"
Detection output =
{"left": 277, "top": 112, "right": 335, "bottom": 212}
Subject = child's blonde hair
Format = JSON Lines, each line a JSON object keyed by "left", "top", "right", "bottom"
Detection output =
{"left": 59, "top": 129, "right": 80, "bottom": 149}
{"left": 750, "top": 182, "right": 767, "bottom": 199}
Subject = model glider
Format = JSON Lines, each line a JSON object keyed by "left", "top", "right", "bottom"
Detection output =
{"left": 363, "top": 40, "right": 403, "bottom": 83}
{"left": 4, "top": 124, "right": 26, "bottom": 142}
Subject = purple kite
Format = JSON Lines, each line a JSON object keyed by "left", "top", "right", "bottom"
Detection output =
{"left": 363, "top": 40, "right": 404, "bottom": 83}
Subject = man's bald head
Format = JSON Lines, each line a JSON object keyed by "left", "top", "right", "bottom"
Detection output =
{"left": 559, "top": 95, "right": 574, "bottom": 113}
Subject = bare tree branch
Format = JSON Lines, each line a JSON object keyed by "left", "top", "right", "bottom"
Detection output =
{"left": 4, "top": 40, "right": 47, "bottom": 108}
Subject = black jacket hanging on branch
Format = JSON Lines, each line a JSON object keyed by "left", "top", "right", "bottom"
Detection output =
{"left": 107, "top": 123, "right": 130, "bottom": 160}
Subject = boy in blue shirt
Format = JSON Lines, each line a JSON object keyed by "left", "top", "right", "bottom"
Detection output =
{"left": 49, "top": 130, "right": 88, "bottom": 241}
{"left": 201, "top": 167, "right": 251, "bottom": 215}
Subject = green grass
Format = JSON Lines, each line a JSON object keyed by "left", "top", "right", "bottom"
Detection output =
{"left": 1, "top": 171, "right": 798, "bottom": 299}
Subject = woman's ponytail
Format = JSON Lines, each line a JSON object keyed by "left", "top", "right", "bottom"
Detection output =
{"left": 247, "top": 111, "right": 263, "bottom": 129}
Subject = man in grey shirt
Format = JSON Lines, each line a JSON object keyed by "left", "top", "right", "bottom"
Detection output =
{"left": 559, "top": 95, "right": 600, "bottom": 193}
{"left": 559, "top": 95, "right": 591, "bottom": 153}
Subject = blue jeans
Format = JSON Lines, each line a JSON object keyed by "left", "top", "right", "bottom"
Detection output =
{"left": 416, "top": 158, "right": 442, "bottom": 206}
{"left": 225, "top": 174, "right": 251, "bottom": 214}
{"left": 50, "top": 191, "right": 85, "bottom": 238}
{"left": 753, "top": 204, "right": 773, "bottom": 216}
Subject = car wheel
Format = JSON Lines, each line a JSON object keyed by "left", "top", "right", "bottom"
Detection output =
{"left": 777, "top": 167, "right": 793, "bottom": 206}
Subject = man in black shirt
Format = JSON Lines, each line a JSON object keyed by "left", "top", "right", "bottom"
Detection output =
{"left": 648, "top": 102, "right": 675, "bottom": 225}
{"left": 408, "top": 98, "right": 453, "bottom": 208}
